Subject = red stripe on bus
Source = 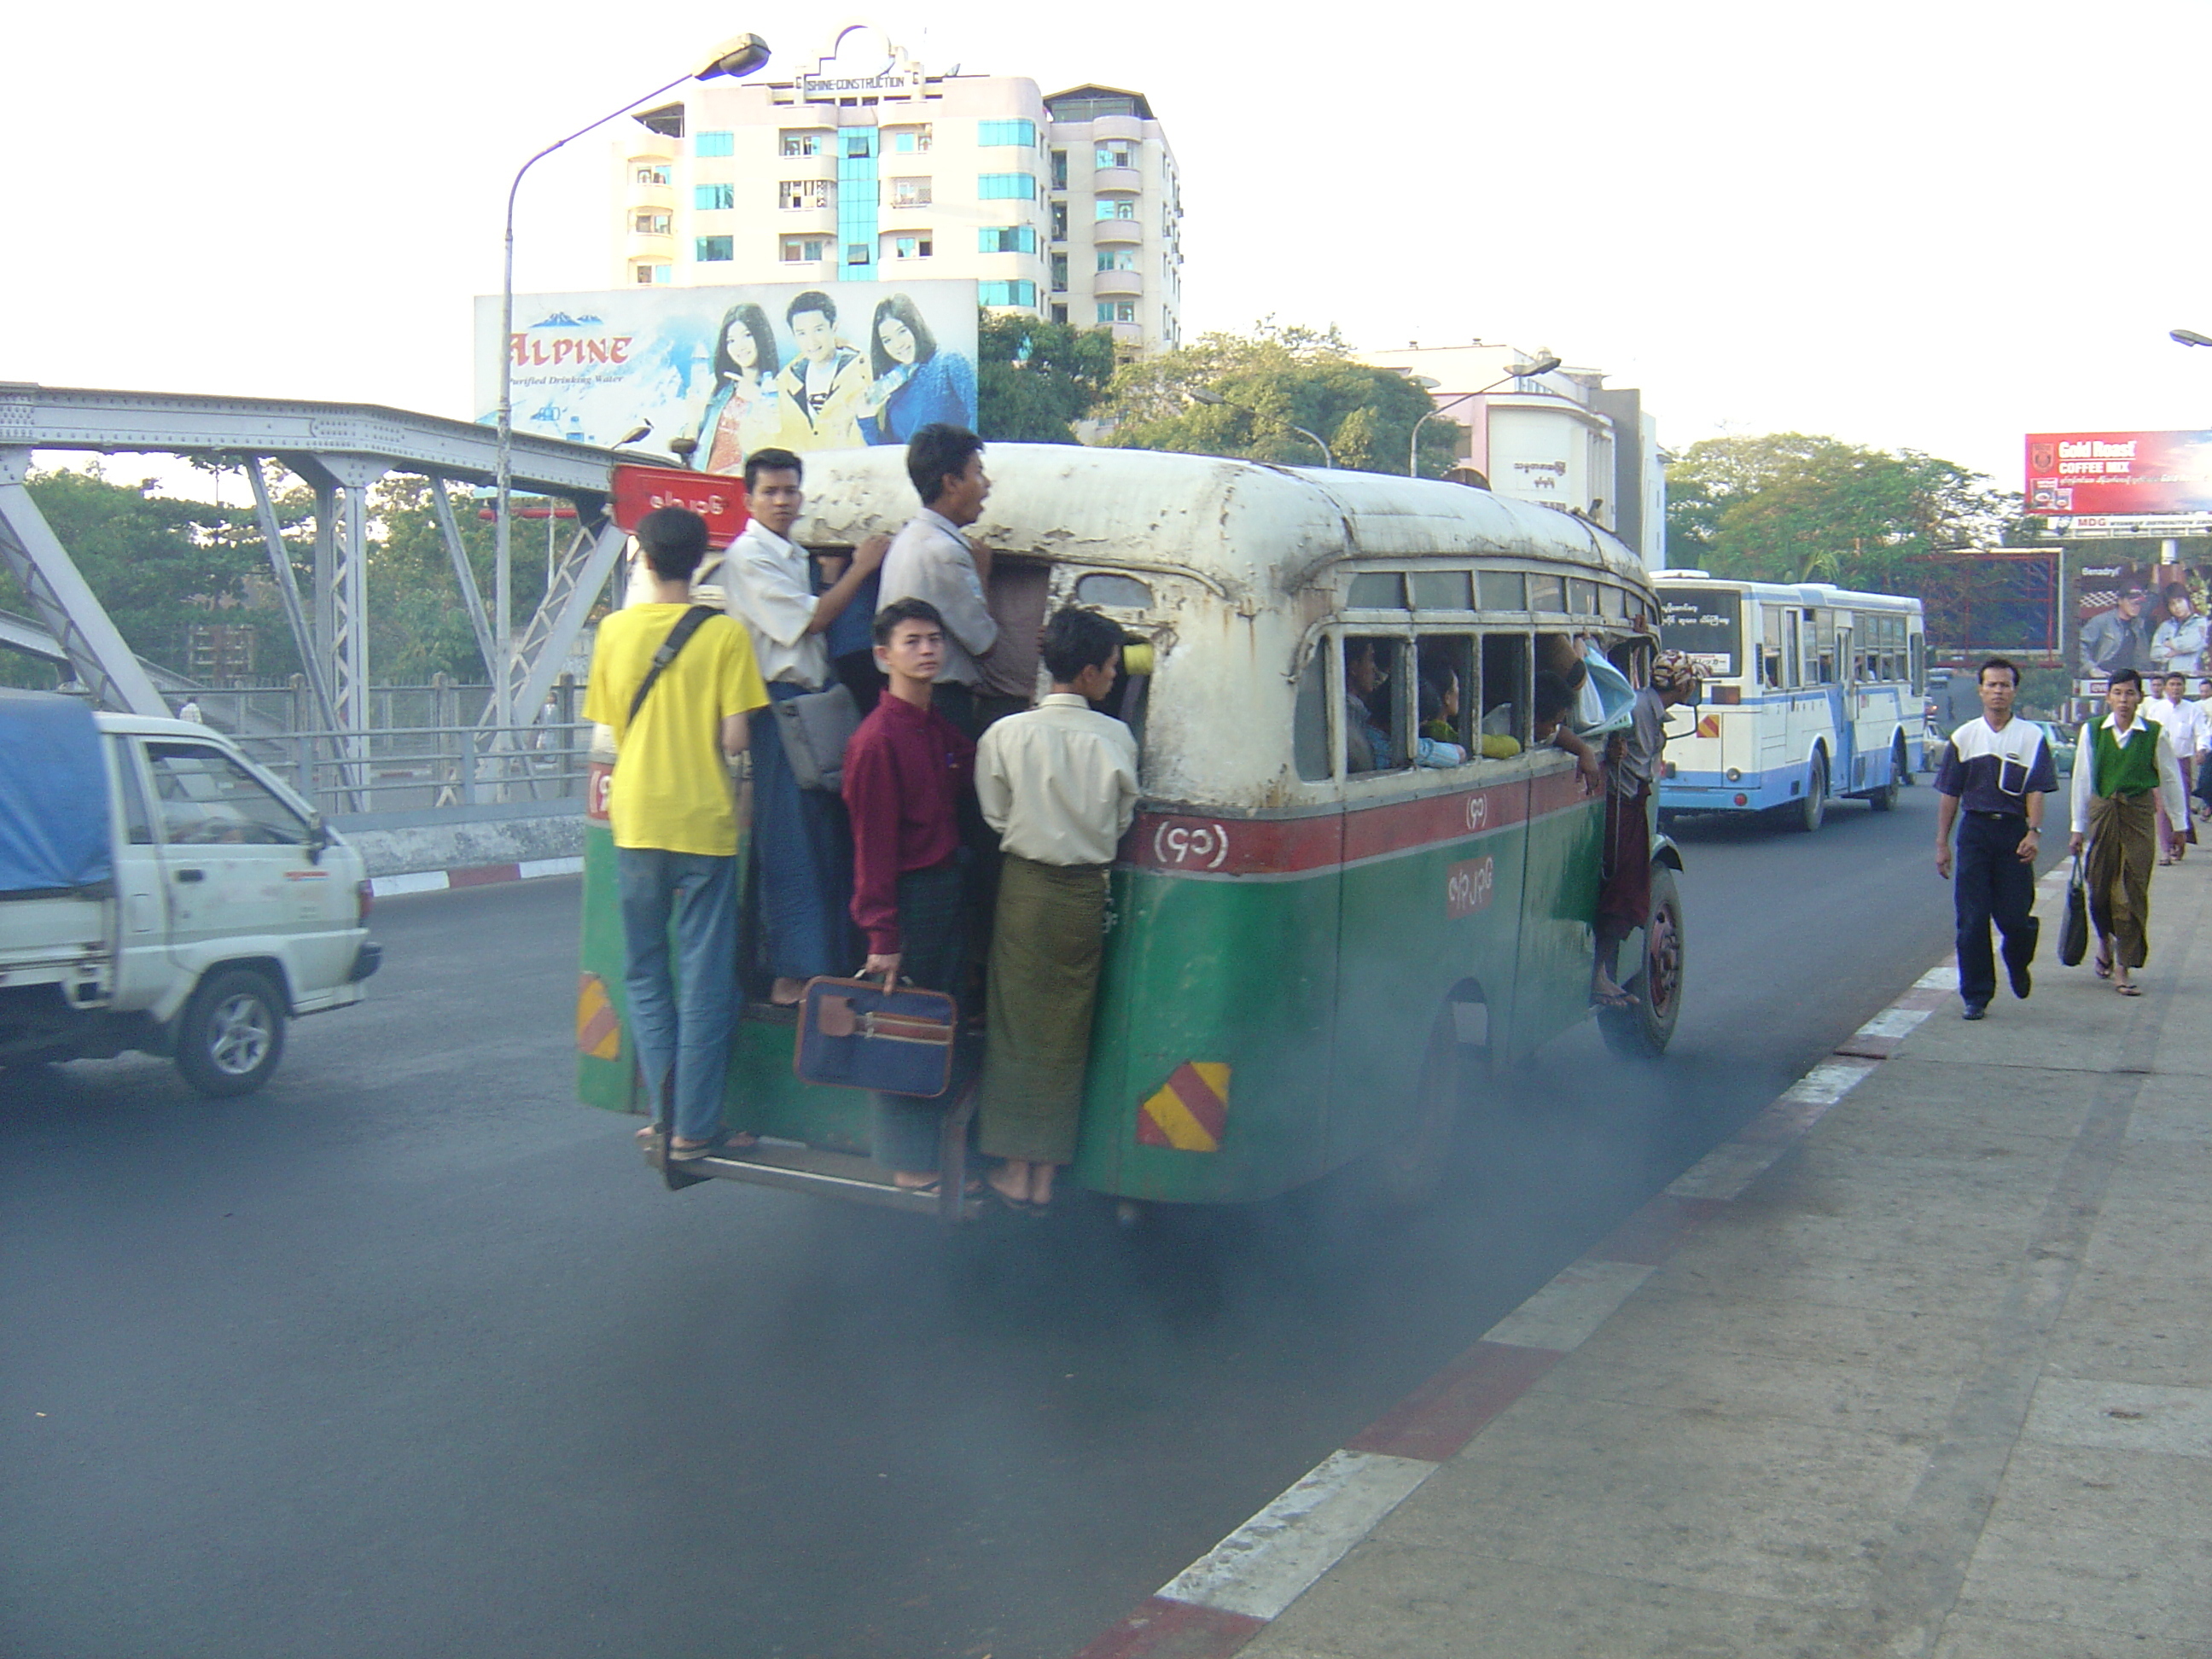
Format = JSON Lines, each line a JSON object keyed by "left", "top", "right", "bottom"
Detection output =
{"left": 1122, "top": 771, "right": 1593, "bottom": 877}
{"left": 1162, "top": 1063, "right": 1228, "bottom": 1143}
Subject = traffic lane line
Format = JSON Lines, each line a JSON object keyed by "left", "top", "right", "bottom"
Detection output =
{"left": 1071, "top": 957, "right": 1955, "bottom": 1654}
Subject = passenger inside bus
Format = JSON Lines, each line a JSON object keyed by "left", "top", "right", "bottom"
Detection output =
{"left": 1533, "top": 671, "right": 1604, "bottom": 791}
{"left": 1345, "top": 637, "right": 1396, "bottom": 772}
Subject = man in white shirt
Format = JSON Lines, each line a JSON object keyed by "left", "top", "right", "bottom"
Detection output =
{"left": 973, "top": 608, "right": 1139, "bottom": 1212}
{"left": 2197, "top": 676, "right": 2212, "bottom": 818}
{"left": 878, "top": 424, "right": 996, "bottom": 737}
{"left": 2144, "top": 671, "right": 2203, "bottom": 855}
{"left": 725, "top": 446, "right": 887, "bottom": 1004}
{"left": 2068, "top": 669, "right": 2188, "bottom": 992}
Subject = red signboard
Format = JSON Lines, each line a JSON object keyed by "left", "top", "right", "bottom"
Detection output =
{"left": 609, "top": 464, "right": 748, "bottom": 548}
{"left": 2025, "top": 430, "right": 2212, "bottom": 517}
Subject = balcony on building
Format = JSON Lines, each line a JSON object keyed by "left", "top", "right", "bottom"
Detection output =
{"left": 1109, "top": 321, "right": 1144, "bottom": 346}
{"left": 625, "top": 229, "right": 675, "bottom": 261}
{"left": 1092, "top": 269, "right": 1144, "bottom": 298}
{"left": 1091, "top": 166, "right": 1144, "bottom": 193}
{"left": 1091, "top": 218, "right": 1143, "bottom": 247}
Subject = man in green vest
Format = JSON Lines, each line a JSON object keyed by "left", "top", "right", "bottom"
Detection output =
{"left": 2066, "top": 668, "right": 2188, "bottom": 995}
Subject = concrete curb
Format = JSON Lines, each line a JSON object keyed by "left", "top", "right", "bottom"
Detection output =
{"left": 1068, "top": 867, "right": 2078, "bottom": 1659}
{"left": 369, "top": 855, "right": 583, "bottom": 899}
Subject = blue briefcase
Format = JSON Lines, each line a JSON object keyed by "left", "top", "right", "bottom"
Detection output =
{"left": 794, "top": 976, "right": 959, "bottom": 1099}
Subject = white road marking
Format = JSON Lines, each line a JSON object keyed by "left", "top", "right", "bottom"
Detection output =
{"left": 1782, "top": 1057, "right": 1881, "bottom": 1105}
{"left": 370, "top": 870, "right": 451, "bottom": 897}
{"left": 1485, "top": 1260, "right": 1656, "bottom": 1352}
{"left": 1914, "top": 962, "right": 1962, "bottom": 991}
{"left": 1157, "top": 1449, "right": 1436, "bottom": 1621}
{"left": 1855, "top": 1005, "right": 1933, "bottom": 1041}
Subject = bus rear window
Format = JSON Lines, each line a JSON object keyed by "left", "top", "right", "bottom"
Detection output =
{"left": 1659, "top": 588, "right": 1743, "bottom": 678}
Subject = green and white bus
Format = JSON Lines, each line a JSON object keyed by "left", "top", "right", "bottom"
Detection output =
{"left": 577, "top": 446, "right": 1684, "bottom": 1218}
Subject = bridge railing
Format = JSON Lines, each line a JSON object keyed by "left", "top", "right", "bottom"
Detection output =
{"left": 226, "top": 719, "right": 594, "bottom": 816}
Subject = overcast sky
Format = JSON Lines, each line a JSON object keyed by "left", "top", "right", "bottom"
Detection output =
{"left": 5, "top": 0, "right": 2209, "bottom": 493}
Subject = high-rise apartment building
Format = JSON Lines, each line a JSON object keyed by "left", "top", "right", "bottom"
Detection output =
{"left": 608, "top": 26, "right": 1183, "bottom": 353}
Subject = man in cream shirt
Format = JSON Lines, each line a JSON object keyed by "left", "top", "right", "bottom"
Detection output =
{"left": 972, "top": 608, "right": 1139, "bottom": 1212}
{"left": 878, "top": 423, "right": 997, "bottom": 736}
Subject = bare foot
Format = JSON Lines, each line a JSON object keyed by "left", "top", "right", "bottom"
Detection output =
{"left": 771, "top": 977, "right": 806, "bottom": 1005}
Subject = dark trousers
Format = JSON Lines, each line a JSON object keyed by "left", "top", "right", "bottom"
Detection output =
{"left": 870, "top": 860, "right": 974, "bottom": 1173}
{"left": 750, "top": 683, "right": 856, "bottom": 981}
{"left": 1955, "top": 812, "right": 2038, "bottom": 1004}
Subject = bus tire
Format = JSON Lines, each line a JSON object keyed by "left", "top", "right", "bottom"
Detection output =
{"left": 1795, "top": 752, "right": 1828, "bottom": 833}
{"left": 1600, "top": 864, "right": 1685, "bottom": 1060}
{"left": 1868, "top": 738, "right": 1905, "bottom": 812}
{"left": 174, "top": 968, "right": 287, "bottom": 1098}
{"left": 1372, "top": 1005, "right": 1463, "bottom": 1208}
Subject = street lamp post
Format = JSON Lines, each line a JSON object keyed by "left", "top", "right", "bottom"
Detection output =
{"left": 1187, "top": 386, "right": 1333, "bottom": 468}
{"left": 492, "top": 32, "right": 771, "bottom": 727}
{"left": 1407, "top": 354, "right": 1562, "bottom": 478}
{"left": 2169, "top": 329, "right": 2212, "bottom": 348}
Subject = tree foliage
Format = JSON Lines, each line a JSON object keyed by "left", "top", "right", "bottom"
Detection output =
{"left": 1663, "top": 433, "right": 2017, "bottom": 588}
{"left": 1095, "top": 321, "right": 1461, "bottom": 476}
{"left": 974, "top": 311, "right": 1119, "bottom": 444}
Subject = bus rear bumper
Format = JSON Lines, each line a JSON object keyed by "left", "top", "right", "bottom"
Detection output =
{"left": 1659, "top": 766, "right": 1804, "bottom": 813}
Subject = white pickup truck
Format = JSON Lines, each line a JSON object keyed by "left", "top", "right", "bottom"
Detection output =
{"left": 0, "top": 690, "right": 379, "bottom": 1096}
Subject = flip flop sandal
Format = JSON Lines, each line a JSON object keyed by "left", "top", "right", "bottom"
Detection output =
{"left": 2116, "top": 981, "right": 2144, "bottom": 996}
{"left": 2094, "top": 954, "right": 2115, "bottom": 980}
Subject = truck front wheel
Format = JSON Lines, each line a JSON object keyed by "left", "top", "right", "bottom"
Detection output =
{"left": 175, "top": 969, "right": 287, "bottom": 1097}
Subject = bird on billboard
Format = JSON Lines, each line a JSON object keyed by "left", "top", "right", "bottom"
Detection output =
{"left": 614, "top": 420, "right": 652, "bottom": 446}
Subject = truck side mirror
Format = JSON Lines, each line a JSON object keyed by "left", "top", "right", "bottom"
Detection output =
{"left": 305, "top": 812, "right": 330, "bottom": 866}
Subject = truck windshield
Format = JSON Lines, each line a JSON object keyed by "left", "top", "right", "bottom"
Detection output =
{"left": 1658, "top": 587, "right": 1743, "bottom": 678}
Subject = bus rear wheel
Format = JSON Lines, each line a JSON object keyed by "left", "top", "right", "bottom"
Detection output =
{"left": 1600, "top": 864, "right": 1685, "bottom": 1060}
{"left": 1372, "top": 1004, "right": 1464, "bottom": 1208}
{"left": 1793, "top": 752, "right": 1828, "bottom": 833}
{"left": 1868, "top": 739, "right": 1905, "bottom": 812}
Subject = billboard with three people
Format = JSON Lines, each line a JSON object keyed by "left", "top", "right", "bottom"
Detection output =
{"left": 474, "top": 279, "right": 981, "bottom": 471}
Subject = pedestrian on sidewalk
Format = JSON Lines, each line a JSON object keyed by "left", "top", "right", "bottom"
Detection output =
{"left": 841, "top": 598, "right": 979, "bottom": 1191}
{"left": 973, "top": 607, "right": 1139, "bottom": 1213}
{"left": 1934, "top": 657, "right": 2056, "bottom": 1021}
{"left": 2145, "top": 671, "right": 2203, "bottom": 855}
{"left": 721, "top": 446, "right": 888, "bottom": 1005}
{"left": 583, "top": 507, "right": 770, "bottom": 1158}
{"left": 2068, "top": 667, "right": 2189, "bottom": 996}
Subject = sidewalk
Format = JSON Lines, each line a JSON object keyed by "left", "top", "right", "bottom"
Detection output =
{"left": 1108, "top": 856, "right": 2212, "bottom": 1659}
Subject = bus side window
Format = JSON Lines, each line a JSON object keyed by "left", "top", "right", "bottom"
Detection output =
{"left": 1294, "top": 640, "right": 1332, "bottom": 782}
{"left": 1478, "top": 633, "right": 1530, "bottom": 753}
{"left": 1761, "top": 608, "right": 1784, "bottom": 689}
{"left": 1343, "top": 636, "right": 1410, "bottom": 774}
{"left": 1416, "top": 636, "right": 1476, "bottom": 765}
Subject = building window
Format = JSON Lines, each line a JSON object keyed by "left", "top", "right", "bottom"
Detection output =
{"left": 780, "top": 236, "right": 828, "bottom": 262}
{"left": 779, "top": 130, "right": 822, "bottom": 156}
{"left": 891, "top": 176, "right": 932, "bottom": 207}
{"left": 979, "top": 225, "right": 1036, "bottom": 254}
{"left": 1096, "top": 197, "right": 1137, "bottom": 219}
{"left": 978, "top": 172, "right": 1038, "bottom": 201}
{"left": 632, "top": 262, "right": 668, "bottom": 285}
{"left": 1051, "top": 303, "right": 1068, "bottom": 325}
{"left": 1097, "top": 300, "right": 1136, "bottom": 323}
{"left": 847, "top": 243, "right": 870, "bottom": 266}
{"left": 977, "top": 119, "right": 1038, "bottom": 147}
{"left": 780, "top": 179, "right": 832, "bottom": 210}
{"left": 1050, "top": 149, "right": 1068, "bottom": 189}
{"left": 696, "top": 131, "right": 735, "bottom": 158}
{"left": 632, "top": 212, "right": 671, "bottom": 235}
{"left": 891, "top": 235, "right": 933, "bottom": 260}
{"left": 980, "top": 280, "right": 1038, "bottom": 307}
{"left": 696, "top": 236, "right": 734, "bottom": 261}
{"left": 1050, "top": 253, "right": 1069, "bottom": 291}
{"left": 632, "top": 163, "right": 670, "bottom": 185}
{"left": 845, "top": 132, "right": 874, "bottom": 158}
{"left": 1096, "top": 142, "right": 1136, "bottom": 169}
{"left": 1097, "top": 248, "right": 1137, "bottom": 271}
{"left": 693, "top": 183, "right": 733, "bottom": 212}
{"left": 891, "top": 125, "right": 933, "bottom": 153}
{"left": 1050, "top": 202, "right": 1068, "bottom": 241}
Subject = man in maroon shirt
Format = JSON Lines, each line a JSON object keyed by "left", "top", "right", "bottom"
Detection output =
{"left": 842, "top": 597, "right": 978, "bottom": 1188}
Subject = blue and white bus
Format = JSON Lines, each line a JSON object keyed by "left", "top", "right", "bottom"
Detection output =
{"left": 1653, "top": 573, "right": 1925, "bottom": 832}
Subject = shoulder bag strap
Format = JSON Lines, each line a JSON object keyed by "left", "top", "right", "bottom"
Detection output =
{"left": 628, "top": 605, "right": 718, "bottom": 726}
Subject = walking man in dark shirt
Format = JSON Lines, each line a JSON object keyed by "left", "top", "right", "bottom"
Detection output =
{"left": 1934, "top": 657, "right": 2058, "bottom": 1021}
{"left": 841, "top": 597, "right": 978, "bottom": 1190}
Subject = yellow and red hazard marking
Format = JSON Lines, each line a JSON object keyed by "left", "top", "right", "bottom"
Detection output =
{"left": 575, "top": 973, "right": 621, "bottom": 1060}
{"left": 1137, "top": 1062, "right": 1230, "bottom": 1152}
{"left": 1696, "top": 713, "right": 1721, "bottom": 739}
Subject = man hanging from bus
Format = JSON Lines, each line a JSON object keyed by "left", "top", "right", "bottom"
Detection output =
{"left": 1933, "top": 657, "right": 2056, "bottom": 1022}
{"left": 843, "top": 598, "right": 980, "bottom": 1190}
{"left": 1592, "top": 652, "right": 1697, "bottom": 1010}
{"left": 972, "top": 607, "right": 1140, "bottom": 1214}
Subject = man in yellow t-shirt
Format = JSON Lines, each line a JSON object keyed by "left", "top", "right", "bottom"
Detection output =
{"left": 583, "top": 507, "right": 768, "bottom": 1158}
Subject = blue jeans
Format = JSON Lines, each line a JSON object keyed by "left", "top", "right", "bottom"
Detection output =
{"left": 617, "top": 847, "right": 737, "bottom": 1143}
{"left": 752, "top": 683, "right": 856, "bottom": 981}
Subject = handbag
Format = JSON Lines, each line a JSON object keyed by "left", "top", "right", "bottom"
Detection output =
{"left": 773, "top": 682, "right": 862, "bottom": 793}
{"left": 2057, "top": 852, "right": 2090, "bottom": 967}
{"left": 794, "top": 975, "right": 958, "bottom": 1098}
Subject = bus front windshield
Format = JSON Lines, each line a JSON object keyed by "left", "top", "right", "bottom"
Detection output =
{"left": 1658, "top": 588, "right": 1743, "bottom": 678}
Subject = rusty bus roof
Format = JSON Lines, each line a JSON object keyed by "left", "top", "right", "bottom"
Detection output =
{"left": 793, "top": 444, "right": 1650, "bottom": 598}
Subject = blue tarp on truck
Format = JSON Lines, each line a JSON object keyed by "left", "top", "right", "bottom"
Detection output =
{"left": 0, "top": 690, "right": 113, "bottom": 898}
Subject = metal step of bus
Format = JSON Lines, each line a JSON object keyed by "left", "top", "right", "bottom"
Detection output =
{"left": 641, "top": 1135, "right": 984, "bottom": 1221}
